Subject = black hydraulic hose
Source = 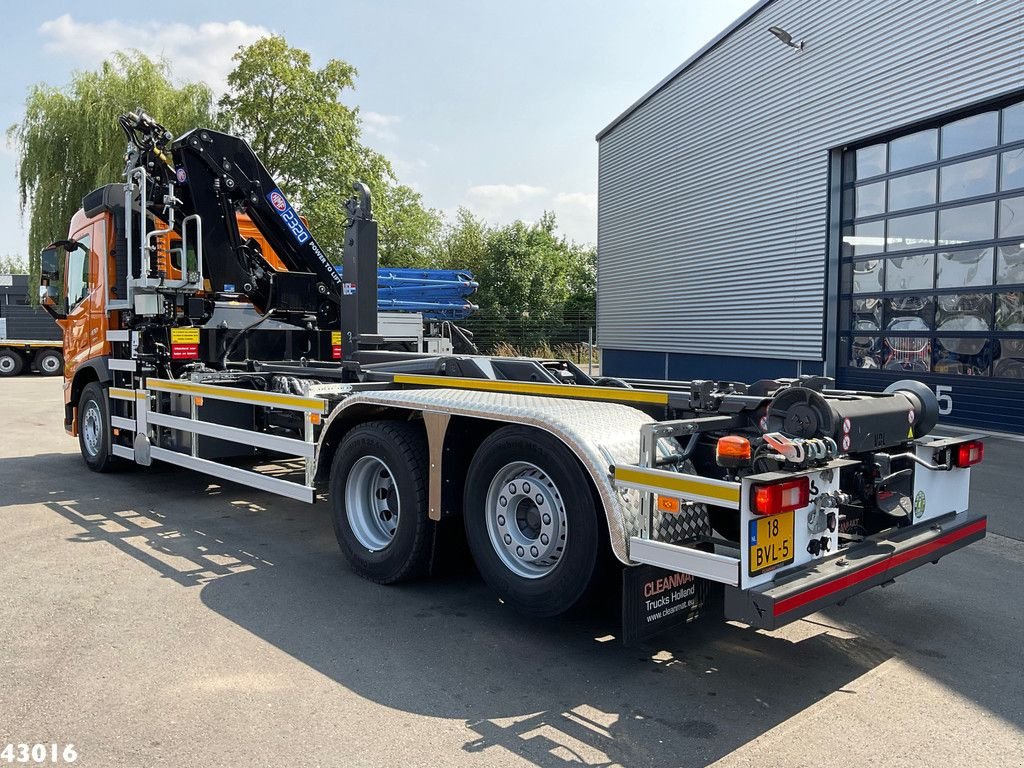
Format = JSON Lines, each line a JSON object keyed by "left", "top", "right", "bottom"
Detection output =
{"left": 446, "top": 322, "right": 479, "bottom": 354}
{"left": 654, "top": 431, "right": 700, "bottom": 467}
{"left": 221, "top": 309, "right": 276, "bottom": 368}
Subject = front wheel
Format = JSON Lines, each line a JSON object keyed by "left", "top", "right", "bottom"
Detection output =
{"left": 78, "top": 382, "right": 116, "bottom": 472}
{"left": 464, "top": 426, "right": 601, "bottom": 617}
{"left": 329, "top": 420, "right": 434, "bottom": 584}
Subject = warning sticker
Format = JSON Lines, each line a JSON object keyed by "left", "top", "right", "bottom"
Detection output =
{"left": 331, "top": 331, "right": 342, "bottom": 360}
{"left": 170, "top": 327, "right": 200, "bottom": 360}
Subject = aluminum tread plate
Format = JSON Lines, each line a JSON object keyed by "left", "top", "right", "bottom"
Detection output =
{"left": 323, "top": 388, "right": 654, "bottom": 563}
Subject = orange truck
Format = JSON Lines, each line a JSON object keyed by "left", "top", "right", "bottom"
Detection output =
{"left": 36, "top": 110, "right": 987, "bottom": 639}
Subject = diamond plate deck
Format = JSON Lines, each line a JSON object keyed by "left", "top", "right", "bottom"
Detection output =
{"left": 318, "top": 388, "right": 654, "bottom": 563}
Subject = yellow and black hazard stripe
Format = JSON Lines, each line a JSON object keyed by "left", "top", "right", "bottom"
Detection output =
{"left": 613, "top": 464, "right": 741, "bottom": 508}
{"left": 391, "top": 373, "right": 670, "bottom": 406}
{"left": 146, "top": 378, "right": 326, "bottom": 413}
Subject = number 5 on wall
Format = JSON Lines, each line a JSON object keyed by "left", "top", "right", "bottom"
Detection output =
{"left": 936, "top": 384, "right": 953, "bottom": 416}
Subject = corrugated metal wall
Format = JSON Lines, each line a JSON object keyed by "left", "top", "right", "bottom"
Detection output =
{"left": 597, "top": 0, "right": 1024, "bottom": 360}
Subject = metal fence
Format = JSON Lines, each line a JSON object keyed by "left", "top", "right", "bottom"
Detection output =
{"left": 457, "top": 309, "right": 597, "bottom": 359}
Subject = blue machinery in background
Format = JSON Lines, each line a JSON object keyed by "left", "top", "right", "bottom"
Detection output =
{"left": 335, "top": 267, "right": 479, "bottom": 321}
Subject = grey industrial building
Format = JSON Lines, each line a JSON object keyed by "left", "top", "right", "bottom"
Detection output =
{"left": 596, "top": 0, "right": 1024, "bottom": 432}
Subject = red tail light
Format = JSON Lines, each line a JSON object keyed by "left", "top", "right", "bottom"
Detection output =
{"left": 954, "top": 440, "right": 984, "bottom": 468}
{"left": 752, "top": 476, "right": 810, "bottom": 516}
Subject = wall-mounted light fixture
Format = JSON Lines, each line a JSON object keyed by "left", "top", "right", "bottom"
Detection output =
{"left": 768, "top": 26, "right": 804, "bottom": 50}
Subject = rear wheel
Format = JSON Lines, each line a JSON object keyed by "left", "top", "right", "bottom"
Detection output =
{"left": 464, "top": 426, "right": 601, "bottom": 617}
{"left": 36, "top": 350, "right": 64, "bottom": 376}
{"left": 0, "top": 350, "right": 24, "bottom": 377}
{"left": 78, "top": 382, "right": 116, "bottom": 472}
{"left": 329, "top": 420, "right": 434, "bottom": 584}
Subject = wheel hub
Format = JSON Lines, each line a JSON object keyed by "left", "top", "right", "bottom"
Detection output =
{"left": 486, "top": 461, "right": 567, "bottom": 579}
{"left": 345, "top": 455, "right": 400, "bottom": 551}
{"left": 82, "top": 401, "right": 101, "bottom": 458}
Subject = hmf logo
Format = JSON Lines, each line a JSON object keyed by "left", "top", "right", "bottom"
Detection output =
{"left": 266, "top": 188, "right": 310, "bottom": 244}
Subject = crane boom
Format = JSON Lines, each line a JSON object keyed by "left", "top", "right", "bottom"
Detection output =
{"left": 121, "top": 110, "right": 371, "bottom": 329}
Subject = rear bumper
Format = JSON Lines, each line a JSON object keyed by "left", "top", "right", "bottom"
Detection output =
{"left": 724, "top": 511, "right": 987, "bottom": 630}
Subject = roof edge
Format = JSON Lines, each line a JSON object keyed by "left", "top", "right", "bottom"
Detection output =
{"left": 595, "top": 0, "right": 778, "bottom": 141}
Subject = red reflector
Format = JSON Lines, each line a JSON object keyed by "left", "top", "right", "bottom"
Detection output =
{"left": 752, "top": 476, "right": 810, "bottom": 516}
{"left": 954, "top": 440, "right": 984, "bottom": 468}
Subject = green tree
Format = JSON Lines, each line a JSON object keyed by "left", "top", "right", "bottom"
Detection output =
{"left": 218, "top": 36, "right": 440, "bottom": 266}
{"left": 430, "top": 208, "right": 489, "bottom": 275}
{"left": 434, "top": 210, "right": 596, "bottom": 350}
{"left": 0, "top": 255, "right": 28, "bottom": 275}
{"left": 8, "top": 52, "right": 215, "bottom": 283}
{"left": 376, "top": 183, "right": 442, "bottom": 268}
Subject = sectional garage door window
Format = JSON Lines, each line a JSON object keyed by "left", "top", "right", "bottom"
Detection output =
{"left": 838, "top": 99, "right": 1024, "bottom": 380}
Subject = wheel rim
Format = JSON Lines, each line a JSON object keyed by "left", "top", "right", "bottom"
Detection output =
{"left": 484, "top": 461, "right": 568, "bottom": 579}
{"left": 345, "top": 455, "right": 401, "bottom": 551}
{"left": 0, "top": 356, "right": 14, "bottom": 374}
{"left": 81, "top": 399, "right": 102, "bottom": 458}
{"left": 40, "top": 354, "right": 60, "bottom": 373}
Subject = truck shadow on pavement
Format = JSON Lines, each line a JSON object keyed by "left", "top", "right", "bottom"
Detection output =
{"left": 3, "top": 452, "right": 1015, "bottom": 767}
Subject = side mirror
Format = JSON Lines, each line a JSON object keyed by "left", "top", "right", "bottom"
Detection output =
{"left": 38, "top": 244, "right": 66, "bottom": 320}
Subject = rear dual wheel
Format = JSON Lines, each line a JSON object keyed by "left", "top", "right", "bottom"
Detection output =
{"left": 463, "top": 426, "right": 601, "bottom": 617}
{"left": 329, "top": 420, "right": 604, "bottom": 617}
{"left": 329, "top": 420, "right": 434, "bottom": 584}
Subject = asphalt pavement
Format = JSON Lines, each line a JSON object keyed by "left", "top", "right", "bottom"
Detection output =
{"left": 1, "top": 376, "right": 1021, "bottom": 767}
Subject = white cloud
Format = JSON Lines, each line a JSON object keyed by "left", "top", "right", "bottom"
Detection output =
{"left": 466, "top": 184, "right": 549, "bottom": 204}
{"left": 553, "top": 191, "right": 597, "bottom": 214}
{"left": 361, "top": 110, "right": 402, "bottom": 142}
{"left": 38, "top": 14, "right": 270, "bottom": 95}
{"left": 461, "top": 185, "right": 595, "bottom": 244}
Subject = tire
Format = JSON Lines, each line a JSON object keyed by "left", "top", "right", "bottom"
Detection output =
{"left": 329, "top": 420, "right": 433, "bottom": 584}
{"left": 36, "top": 350, "right": 64, "bottom": 376}
{"left": 463, "top": 426, "right": 601, "bottom": 617}
{"left": 78, "top": 382, "right": 116, "bottom": 472}
{"left": 0, "top": 349, "right": 24, "bottom": 377}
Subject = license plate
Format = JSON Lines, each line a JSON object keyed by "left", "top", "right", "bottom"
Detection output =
{"left": 748, "top": 510, "right": 795, "bottom": 576}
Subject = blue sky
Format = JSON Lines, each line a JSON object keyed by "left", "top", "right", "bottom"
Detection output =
{"left": 1, "top": 0, "right": 754, "bottom": 257}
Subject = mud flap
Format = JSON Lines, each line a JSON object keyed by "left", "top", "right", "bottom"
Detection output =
{"left": 621, "top": 563, "right": 722, "bottom": 644}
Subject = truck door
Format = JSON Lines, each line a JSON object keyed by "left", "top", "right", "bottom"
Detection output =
{"left": 63, "top": 226, "right": 104, "bottom": 375}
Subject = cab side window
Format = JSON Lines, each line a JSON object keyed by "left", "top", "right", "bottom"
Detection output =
{"left": 66, "top": 234, "right": 92, "bottom": 310}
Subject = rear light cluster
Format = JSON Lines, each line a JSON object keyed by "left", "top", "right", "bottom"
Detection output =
{"left": 954, "top": 440, "right": 984, "bottom": 468}
{"left": 752, "top": 476, "right": 809, "bottom": 516}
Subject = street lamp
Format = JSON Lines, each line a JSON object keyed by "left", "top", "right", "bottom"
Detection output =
{"left": 768, "top": 26, "right": 804, "bottom": 50}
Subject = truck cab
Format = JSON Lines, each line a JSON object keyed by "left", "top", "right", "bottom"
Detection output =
{"left": 40, "top": 208, "right": 113, "bottom": 433}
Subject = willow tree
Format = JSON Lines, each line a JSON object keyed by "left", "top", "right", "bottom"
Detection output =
{"left": 8, "top": 52, "right": 214, "bottom": 282}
